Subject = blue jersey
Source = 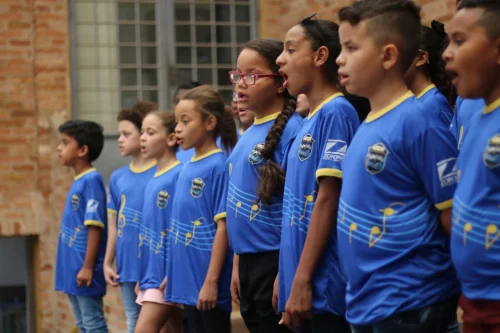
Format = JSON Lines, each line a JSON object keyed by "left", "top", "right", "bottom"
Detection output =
{"left": 108, "top": 162, "right": 156, "bottom": 282}
{"left": 417, "top": 84, "right": 453, "bottom": 126}
{"left": 452, "top": 99, "right": 500, "bottom": 301}
{"left": 337, "top": 92, "right": 459, "bottom": 325}
{"left": 226, "top": 112, "right": 302, "bottom": 254}
{"left": 278, "top": 94, "right": 359, "bottom": 315}
{"left": 138, "top": 161, "right": 182, "bottom": 290}
{"left": 55, "top": 169, "right": 108, "bottom": 297}
{"left": 450, "top": 97, "right": 485, "bottom": 149}
{"left": 165, "top": 150, "right": 232, "bottom": 312}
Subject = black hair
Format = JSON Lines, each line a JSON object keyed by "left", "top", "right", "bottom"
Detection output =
{"left": 58, "top": 120, "right": 104, "bottom": 162}
{"left": 173, "top": 82, "right": 202, "bottom": 106}
{"left": 458, "top": 0, "right": 500, "bottom": 40}
{"left": 242, "top": 39, "right": 297, "bottom": 205}
{"left": 338, "top": 0, "right": 422, "bottom": 72}
{"left": 420, "top": 22, "right": 457, "bottom": 106}
{"left": 117, "top": 100, "right": 158, "bottom": 131}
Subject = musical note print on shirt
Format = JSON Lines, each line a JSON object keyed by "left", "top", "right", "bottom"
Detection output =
{"left": 185, "top": 218, "right": 205, "bottom": 247}
{"left": 117, "top": 195, "right": 126, "bottom": 237}
{"left": 300, "top": 192, "right": 316, "bottom": 221}
{"left": 68, "top": 227, "right": 81, "bottom": 248}
{"left": 117, "top": 195, "right": 143, "bottom": 238}
{"left": 369, "top": 203, "right": 405, "bottom": 247}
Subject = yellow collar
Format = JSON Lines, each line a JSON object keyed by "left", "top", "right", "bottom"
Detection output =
{"left": 307, "top": 93, "right": 343, "bottom": 120}
{"left": 417, "top": 84, "right": 436, "bottom": 99}
{"left": 366, "top": 91, "right": 414, "bottom": 123}
{"left": 74, "top": 168, "right": 96, "bottom": 180}
{"left": 130, "top": 160, "right": 157, "bottom": 173}
{"left": 155, "top": 160, "right": 181, "bottom": 177}
{"left": 254, "top": 112, "right": 280, "bottom": 125}
{"left": 191, "top": 149, "right": 222, "bottom": 162}
{"left": 483, "top": 98, "right": 500, "bottom": 115}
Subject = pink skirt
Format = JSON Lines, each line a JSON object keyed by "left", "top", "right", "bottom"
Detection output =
{"left": 136, "top": 289, "right": 183, "bottom": 309}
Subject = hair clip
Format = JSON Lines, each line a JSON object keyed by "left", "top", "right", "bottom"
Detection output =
{"left": 431, "top": 20, "right": 446, "bottom": 37}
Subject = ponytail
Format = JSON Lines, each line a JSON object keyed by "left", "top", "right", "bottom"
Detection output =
{"left": 218, "top": 105, "right": 238, "bottom": 154}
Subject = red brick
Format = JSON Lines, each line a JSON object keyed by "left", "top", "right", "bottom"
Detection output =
{"left": 10, "top": 39, "right": 31, "bottom": 46}
{"left": 7, "top": 21, "right": 31, "bottom": 29}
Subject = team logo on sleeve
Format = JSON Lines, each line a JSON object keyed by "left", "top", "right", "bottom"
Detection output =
{"left": 437, "top": 158, "right": 458, "bottom": 187}
{"left": 323, "top": 140, "right": 347, "bottom": 162}
{"left": 71, "top": 194, "right": 80, "bottom": 210}
{"left": 156, "top": 190, "right": 170, "bottom": 209}
{"left": 190, "top": 178, "right": 205, "bottom": 198}
{"left": 86, "top": 199, "right": 99, "bottom": 213}
{"left": 298, "top": 134, "right": 315, "bottom": 161}
{"left": 365, "top": 143, "right": 389, "bottom": 175}
{"left": 248, "top": 143, "right": 265, "bottom": 164}
{"left": 483, "top": 134, "right": 500, "bottom": 169}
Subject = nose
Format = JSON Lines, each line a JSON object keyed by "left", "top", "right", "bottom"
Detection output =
{"left": 140, "top": 132, "right": 146, "bottom": 142}
{"left": 175, "top": 123, "right": 181, "bottom": 134}
{"left": 442, "top": 45, "right": 452, "bottom": 63}
{"left": 117, "top": 135, "right": 124, "bottom": 143}
{"left": 276, "top": 51, "right": 285, "bottom": 67}
{"left": 336, "top": 51, "right": 345, "bottom": 67}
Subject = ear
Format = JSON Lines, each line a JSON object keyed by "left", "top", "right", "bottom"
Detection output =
{"left": 381, "top": 44, "right": 399, "bottom": 71}
{"left": 77, "top": 145, "right": 89, "bottom": 159}
{"left": 276, "top": 84, "right": 286, "bottom": 95}
{"left": 205, "top": 115, "right": 217, "bottom": 132}
{"left": 314, "top": 45, "right": 330, "bottom": 68}
{"left": 415, "top": 50, "right": 429, "bottom": 68}
{"left": 167, "top": 132, "right": 177, "bottom": 148}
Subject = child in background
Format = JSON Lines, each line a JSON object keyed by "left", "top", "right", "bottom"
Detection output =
{"left": 443, "top": 1, "right": 500, "bottom": 332}
{"left": 166, "top": 85, "right": 238, "bottom": 333}
{"left": 296, "top": 94, "right": 311, "bottom": 118}
{"left": 276, "top": 15, "right": 359, "bottom": 332}
{"left": 134, "top": 112, "right": 183, "bottom": 333}
{"left": 104, "top": 101, "right": 158, "bottom": 333}
{"left": 405, "top": 21, "right": 456, "bottom": 126}
{"left": 227, "top": 39, "right": 302, "bottom": 333}
{"left": 55, "top": 120, "right": 108, "bottom": 333}
{"left": 336, "top": 0, "right": 460, "bottom": 331}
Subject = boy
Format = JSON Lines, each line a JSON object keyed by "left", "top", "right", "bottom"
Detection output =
{"left": 55, "top": 120, "right": 108, "bottom": 332}
{"left": 335, "top": 0, "right": 460, "bottom": 332}
{"left": 443, "top": 1, "right": 500, "bottom": 332}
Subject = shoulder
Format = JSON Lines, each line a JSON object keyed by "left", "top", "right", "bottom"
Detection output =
{"left": 83, "top": 171, "right": 106, "bottom": 191}
{"left": 321, "top": 96, "right": 359, "bottom": 125}
{"left": 110, "top": 165, "right": 128, "bottom": 181}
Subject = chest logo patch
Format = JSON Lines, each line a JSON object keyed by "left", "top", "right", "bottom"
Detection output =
{"left": 71, "top": 194, "right": 80, "bottom": 210}
{"left": 157, "top": 190, "right": 170, "bottom": 209}
{"left": 483, "top": 134, "right": 500, "bottom": 169}
{"left": 248, "top": 143, "right": 265, "bottom": 165}
{"left": 190, "top": 177, "right": 205, "bottom": 198}
{"left": 298, "top": 134, "right": 315, "bottom": 162}
{"left": 365, "top": 143, "right": 389, "bottom": 175}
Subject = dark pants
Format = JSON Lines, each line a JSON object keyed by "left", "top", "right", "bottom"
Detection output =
{"left": 184, "top": 305, "right": 231, "bottom": 333}
{"left": 239, "top": 250, "right": 292, "bottom": 333}
{"left": 298, "top": 313, "right": 352, "bottom": 333}
{"left": 351, "top": 294, "right": 459, "bottom": 333}
{"left": 460, "top": 294, "right": 500, "bottom": 333}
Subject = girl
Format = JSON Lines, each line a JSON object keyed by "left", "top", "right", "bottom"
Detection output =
{"left": 165, "top": 85, "right": 238, "bottom": 333}
{"left": 134, "top": 111, "right": 183, "bottom": 333}
{"left": 105, "top": 101, "right": 158, "bottom": 333}
{"left": 404, "top": 20, "right": 457, "bottom": 126}
{"left": 227, "top": 39, "right": 302, "bottom": 333}
{"left": 275, "top": 15, "right": 360, "bottom": 332}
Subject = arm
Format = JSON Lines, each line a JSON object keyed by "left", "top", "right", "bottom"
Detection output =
{"left": 231, "top": 253, "right": 240, "bottom": 305}
{"left": 198, "top": 218, "right": 229, "bottom": 311}
{"left": 103, "top": 211, "right": 119, "bottom": 286}
{"left": 440, "top": 208, "right": 452, "bottom": 235}
{"left": 77, "top": 226, "right": 103, "bottom": 287}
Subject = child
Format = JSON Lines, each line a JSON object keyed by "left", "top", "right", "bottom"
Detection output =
{"left": 55, "top": 120, "right": 108, "bottom": 332}
{"left": 443, "top": 1, "right": 500, "bottom": 332}
{"left": 104, "top": 101, "right": 158, "bottom": 333}
{"left": 275, "top": 16, "right": 359, "bottom": 332}
{"left": 226, "top": 38, "right": 302, "bottom": 333}
{"left": 166, "top": 85, "right": 238, "bottom": 333}
{"left": 405, "top": 21, "right": 456, "bottom": 126}
{"left": 336, "top": 0, "right": 460, "bottom": 331}
{"left": 237, "top": 105, "right": 255, "bottom": 136}
{"left": 134, "top": 111, "right": 183, "bottom": 333}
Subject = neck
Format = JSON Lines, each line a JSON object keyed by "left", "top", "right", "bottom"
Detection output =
{"left": 73, "top": 160, "right": 93, "bottom": 176}
{"left": 367, "top": 74, "right": 409, "bottom": 112}
{"left": 194, "top": 136, "right": 219, "bottom": 159}
{"left": 131, "top": 152, "right": 155, "bottom": 168}
{"left": 305, "top": 77, "right": 339, "bottom": 115}
{"left": 485, "top": 80, "right": 500, "bottom": 106}
{"left": 254, "top": 96, "right": 285, "bottom": 119}
{"left": 156, "top": 149, "right": 178, "bottom": 171}
{"left": 241, "top": 123, "right": 251, "bottom": 132}
{"left": 410, "top": 71, "right": 433, "bottom": 98}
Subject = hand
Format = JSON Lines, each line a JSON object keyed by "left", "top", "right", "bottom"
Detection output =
{"left": 76, "top": 267, "right": 93, "bottom": 287}
{"left": 279, "top": 312, "right": 296, "bottom": 332}
{"left": 230, "top": 267, "right": 240, "bottom": 306}
{"left": 272, "top": 275, "right": 279, "bottom": 313}
{"left": 197, "top": 280, "right": 218, "bottom": 311}
{"left": 135, "top": 282, "right": 139, "bottom": 295}
{"left": 284, "top": 278, "right": 312, "bottom": 329}
{"left": 160, "top": 277, "right": 167, "bottom": 293}
{"left": 104, "top": 264, "right": 119, "bottom": 286}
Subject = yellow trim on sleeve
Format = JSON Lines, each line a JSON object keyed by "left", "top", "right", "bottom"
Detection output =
{"left": 191, "top": 149, "right": 223, "bottom": 162}
{"left": 483, "top": 98, "right": 500, "bottom": 115}
{"left": 417, "top": 84, "right": 436, "bottom": 99}
{"left": 435, "top": 199, "right": 453, "bottom": 211}
{"left": 74, "top": 168, "right": 96, "bottom": 180}
{"left": 155, "top": 160, "right": 181, "bottom": 177}
{"left": 366, "top": 91, "right": 414, "bottom": 123}
{"left": 107, "top": 208, "right": 117, "bottom": 215}
{"left": 308, "top": 93, "right": 343, "bottom": 120}
{"left": 130, "top": 160, "right": 157, "bottom": 173}
{"left": 315, "top": 168, "right": 342, "bottom": 182}
{"left": 214, "top": 212, "right": 227, "bottom": 223}
{"left": 84, "top": 220, "right": 105, "bottom": 229}
{"left": 254, "top": 111, "right": 281, "bottom": 125}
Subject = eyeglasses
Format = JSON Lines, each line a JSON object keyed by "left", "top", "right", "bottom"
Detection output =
{"left": 229, "top": 71, "right": 281, "bottom": 86}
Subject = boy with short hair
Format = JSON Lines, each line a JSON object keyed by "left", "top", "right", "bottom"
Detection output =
{"left": 336, "top": 0, "right": 460, "bottom": 332}
{"left": 443, "top": 1, "right": 500, "bottom": 332}
{"left": 55, "top": 120, "right": 108, "bottom": 332}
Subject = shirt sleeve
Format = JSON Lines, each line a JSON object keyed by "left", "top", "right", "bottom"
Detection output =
{"left": 107, "top": 173, "right": 119, "bottom": 214}
{"left": 212, "top": 169, "right": 228, "bottom": 223}
{"left": 316, "top": 109, "right": 357, "bottom": 181}
{"left": 409, "top": 126, "right": 458, "bottom": 210}
{"left": 83, "top": 180, "right": 107, "bottom": 229}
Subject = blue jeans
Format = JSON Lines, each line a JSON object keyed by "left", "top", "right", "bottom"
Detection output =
{"left": 351, "top": 295, "right": 459, "bottom": 333}
{"left": 68, "top": 295, "right": 107, "bottom": 333}
{"left": 120, "top": 282, "right": 141, "bottom": 333}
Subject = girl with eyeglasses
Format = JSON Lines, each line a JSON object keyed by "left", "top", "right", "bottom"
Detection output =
{"left": 226, "top": 38, "right": 302, "bottom": 333}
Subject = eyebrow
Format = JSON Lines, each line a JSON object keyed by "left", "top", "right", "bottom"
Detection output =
{"left": 284, "top": 40, "right": 296, "bottom": 46}
{"left": 341, "top": 39, "right": 353, "bottom": 46}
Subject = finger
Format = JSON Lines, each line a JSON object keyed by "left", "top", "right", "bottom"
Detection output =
{"left": 86, "top": 279, "right": 91, "bottom": 287}
{"left": 291, "top": 312, "right": 303, "bottom": 329}
{"left": 210, "top": 300, "right": 217, "bottom": 310}
{"left": 197, "top": 299, "right": 203, "bottom": 311}
{"left": 76, "top": 278, "right": 82, "bottom": 287}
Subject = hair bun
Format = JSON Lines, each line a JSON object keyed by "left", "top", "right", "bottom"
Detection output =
{"left": 431, "top": 20, "right": 446, "bottom": 38}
